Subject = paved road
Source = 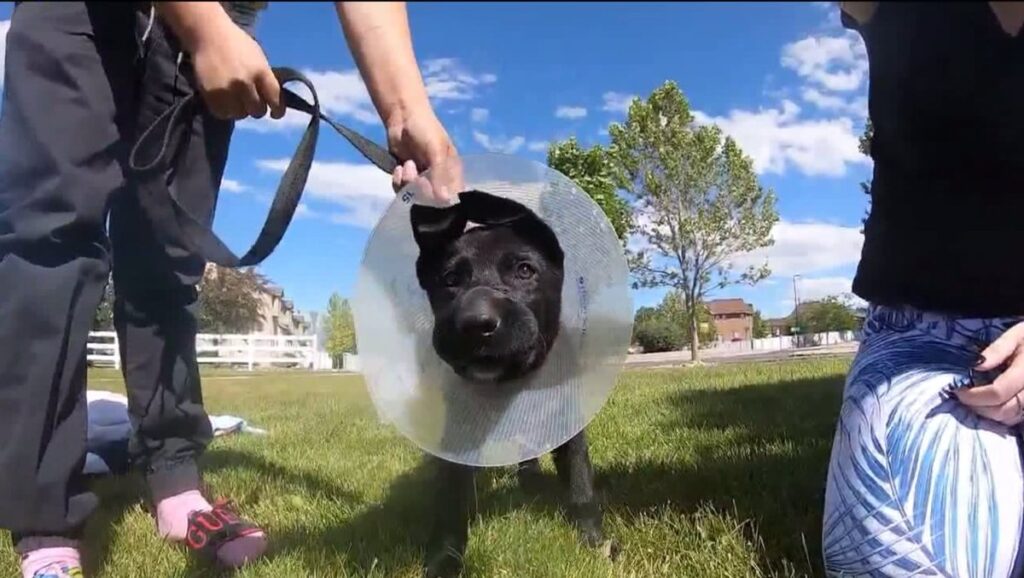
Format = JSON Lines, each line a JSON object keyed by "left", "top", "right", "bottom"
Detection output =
{"left": 624, "top": 342, "right": 860, "bottom": 369}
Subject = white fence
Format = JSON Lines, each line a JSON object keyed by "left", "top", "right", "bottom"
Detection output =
{"left": 705, "top": 330, "right": 859, "bottom": 354}
{"left": 88, "top": 331, "right": 324, "bottom": 371}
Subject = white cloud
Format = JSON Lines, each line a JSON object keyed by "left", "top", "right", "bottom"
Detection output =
{"left": 800, "top": 87, "right": 867, "bottom": 117}
{"left": 240, "top": 58, "right": 494, "bottom": 133}
{"left": 220, "top": 178, "right": 248, "bottom": 194}
{"left": 693, "top": 100, "right": 867, "bottom": 178}
{"left": 555, "top": 106, "right": 588, "bottom": 120}
{"left": 527, "top": 140, "right": 550, "bottom": 153}
{"left": 777, "top": 276, "right": 867, "bottom": 315}
{"left": 255, "top": 158, "right": 393, "bottom": 229}
{"left": 0, "top": 20, "right": 9, "bottom": 88}
{"left": 727, "top": 220, "right": 863, "bottom": 277}
{"left": 238, "top": 69, "right": 376, "bottom": 133}
{"left": 687, "top": 29, "right": 869, "bottom": 178}
{"left": 796, "top": 276, "right": 858, "bottom": 301}
{"left": 781, "top": 33, "right": 868, "bottom": 93}
{"left": 295, "top": 203, "right": 314, "bottom": 219}
{"left": 421, "top": 58, "right": 497, "bottom": 101}
{"left": 472, "top": 130, "right": 525, "bottom": 154}
{"left": 470, "top": 107, "right": 490, "bottom": 123}
{"left": 602, "top": 92, "right": 637, "bottom": 114}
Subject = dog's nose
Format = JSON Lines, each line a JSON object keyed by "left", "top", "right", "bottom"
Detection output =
{"left": 458, "top": 312, "right": 500, "bottom": 337}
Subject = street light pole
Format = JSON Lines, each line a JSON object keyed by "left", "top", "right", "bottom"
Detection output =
{"left": 793, "top": 274, "right": 801, "bottom": 347}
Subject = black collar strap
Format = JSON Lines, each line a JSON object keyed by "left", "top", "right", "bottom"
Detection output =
{"left": 128, "top": 66, "right": 400, "bottom": 268}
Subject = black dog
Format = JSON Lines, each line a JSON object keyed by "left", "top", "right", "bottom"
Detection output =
{"left": 410, "top": 191, "right": 608, "bottom": 577}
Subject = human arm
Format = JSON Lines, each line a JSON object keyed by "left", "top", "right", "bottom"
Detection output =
{"left": 838, "top": 2, "right": 879, "bottom": 27}
{"left": 334, "top": 2, "right": 460, "bottom": 200}
{"left": 152, "top": 2, "right": 285, "bottom": 120}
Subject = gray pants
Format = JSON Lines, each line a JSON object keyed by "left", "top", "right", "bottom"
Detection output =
{"left": 0, "top": 1, "right": 239, "bottom": 551}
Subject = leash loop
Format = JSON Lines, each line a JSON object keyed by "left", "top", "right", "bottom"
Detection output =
{"left": 128, "top": 66, "right": 399, "bottom": 268}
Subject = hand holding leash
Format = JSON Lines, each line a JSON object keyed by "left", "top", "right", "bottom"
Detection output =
{"left": 128, "top": 67, "right": 400, "bottom": 269}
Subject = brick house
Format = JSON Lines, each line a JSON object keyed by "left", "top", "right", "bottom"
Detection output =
{"left": 706, "top": 298, "right": 755, "bottom": 342}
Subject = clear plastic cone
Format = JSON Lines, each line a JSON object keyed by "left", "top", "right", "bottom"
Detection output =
{"left": 353, "top": 153, "right": 633, "bottom": 467}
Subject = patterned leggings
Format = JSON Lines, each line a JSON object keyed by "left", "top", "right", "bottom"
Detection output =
{"left": 823, "top": 305, "right": 1024, "bottom": 577}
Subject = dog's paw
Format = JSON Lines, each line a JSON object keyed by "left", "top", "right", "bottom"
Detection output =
{"left": 576, "top": 517, "right": 606, "bottom": 548}
{"left": 597, "top": 538, "right": 620, "bottom": 561}
{"left": 516, "top": 459, "right": 545, "bottom": 492}
{"left": 423, "top": 553, "right": 464, "bottom": 578}
{"left": 423, "top": 543, "right": 466, "bottom": 578}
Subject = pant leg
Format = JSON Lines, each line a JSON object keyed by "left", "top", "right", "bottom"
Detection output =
{"left": 0, "top": 2, "right": 139, "bottom": 547}
{"left": 109, "top": 13, "right": 235, "bottom": 502}
{"left": 822, "top": 306, "right": 1024, "bottom": 578}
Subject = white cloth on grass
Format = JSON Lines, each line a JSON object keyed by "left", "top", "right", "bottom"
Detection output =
{"left": 84, "top": 390, "right": 267, "bottom": 476}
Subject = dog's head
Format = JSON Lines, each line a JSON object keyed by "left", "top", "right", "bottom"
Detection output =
{"left": 410, "top": 191, "right": 565, "bottom": 384}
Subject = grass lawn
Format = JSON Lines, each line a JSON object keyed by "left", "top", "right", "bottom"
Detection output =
{"left": 0, "top": 356, "right": 851, "bottom": 578}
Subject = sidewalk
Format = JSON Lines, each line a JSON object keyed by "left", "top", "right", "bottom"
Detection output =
{"left": 624, "top": 341, "right": 860, "bottom": 367}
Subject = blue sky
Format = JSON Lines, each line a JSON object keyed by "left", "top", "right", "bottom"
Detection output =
{"left": 0, "top": 2, "right": 872, "bottom": 320}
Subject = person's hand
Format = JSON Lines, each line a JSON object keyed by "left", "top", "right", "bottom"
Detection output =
{"left": 386, "top": 106, "right": 462, "bottom": 205}
{"left": 955, "top": 321, "right": 1024, "bottom": 425}
{"left": 188, "top": 16, "right": 285, "bottom": 122}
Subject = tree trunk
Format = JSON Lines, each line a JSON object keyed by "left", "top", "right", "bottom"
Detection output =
{"left": 690, "top": 309, "right": 701, "bottom": 363}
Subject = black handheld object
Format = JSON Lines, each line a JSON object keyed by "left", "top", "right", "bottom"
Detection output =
{"left": 128, "top": 66, "right": 400, "bottom": 268}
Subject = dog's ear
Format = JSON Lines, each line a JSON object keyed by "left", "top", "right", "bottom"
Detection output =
{"left": 457, "top": 190, "right": 530, "bottom": 226}
{"left": 409, "top": 203, "right": 468, "bottom": 253}
{"left": 459, "top": 190, "right": 564, "bottom": 267}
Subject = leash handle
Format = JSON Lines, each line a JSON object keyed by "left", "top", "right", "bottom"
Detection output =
{"left": 128, "top": 66, "right": 400, "bottom": 268}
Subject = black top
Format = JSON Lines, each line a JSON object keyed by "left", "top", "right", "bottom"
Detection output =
{"left": 847, "top": 3, "right": 1024, "bottom": 318}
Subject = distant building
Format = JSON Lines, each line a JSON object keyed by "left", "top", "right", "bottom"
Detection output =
{"left": 202, "top": 264, "right": 310, "bottom": 335}
{"left": 253, "top": 284, "right": 309, "bottom": 336}
{"left": 706, "top": 298, "right": 755, "bottom": 342}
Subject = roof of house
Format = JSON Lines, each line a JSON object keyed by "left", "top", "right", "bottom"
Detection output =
{"left": 706, "top": 298, "right": 754, "bottom": 316}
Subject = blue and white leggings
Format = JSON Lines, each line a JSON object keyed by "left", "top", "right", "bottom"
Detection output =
{"left": 823, "top": 305, "right": 1024, "bottom": 577}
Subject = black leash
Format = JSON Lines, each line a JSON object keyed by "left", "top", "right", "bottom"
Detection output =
{"left": 128, "top": 66, "right": 400, "bottom": 268}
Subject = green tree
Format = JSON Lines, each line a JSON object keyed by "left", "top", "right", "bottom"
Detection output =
{"left": 632, "top": 313, "right": 685, "bottom": 353}
{"left": 858, "top": 118, "right": 874, "bottom": 231}
{"left": 659, "top": 290, "right": 716, "bottom": 346}
{"left": 324, "top": 293, "right": 356, "bottom": 367}
{"left": 546, "top": 137, "right": 632, "bottom": 242}
{"left": 630, "top": 291, "right": 716, "bottom": 353}
{"left": 608, "top": 81, "right": 779, "bottom": 362}
{"left": 92, "top": 276, "right": 115, "bottom": 331}
{"left": 197, "top": 265, "right": 266, "bottom": 334}
{"left": 752, "top": 309, "right": 770, "bottom": 339}
{"left": 802, "top": 296, "right": 859, "bottom": 334}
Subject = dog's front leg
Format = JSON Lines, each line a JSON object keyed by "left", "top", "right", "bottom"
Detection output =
{"left": 552, "top": 430, "right": 605, "bottom": 548}
{"left": 424, "top": 457, "right": 476, "bottom": 578}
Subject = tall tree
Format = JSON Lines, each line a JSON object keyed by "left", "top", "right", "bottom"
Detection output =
{"left": 608, "top": 81, "right": 779, "bottom": 362}
{"left": 197, "top": 265, "right": 266, "bottom": 334}
{"left": 802, "top": 295, "right": 859, "bottom": 334}
{"left": 92, "top": 276, "right": 115, "bottom": 331}
{"left": 859, "top": 118, "right": 873, "bottom": 231}
{"left": 630, "top": 291, "right": 716, "bottom": 353}
{"left": 546, "top": 137, "right": 632, "bottom": 243}
{"left": 659, "top": 289, "right": 716, "bottom": 346}
{"left": 752, "top": 309, "right": 770, "bottom": 339}
{"left": 324, "top": 293, "right": 356, "bottom": 367}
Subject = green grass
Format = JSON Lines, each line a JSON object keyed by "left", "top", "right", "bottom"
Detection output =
{"left": 1, "top": 357, "right": 851, "bottom": 578}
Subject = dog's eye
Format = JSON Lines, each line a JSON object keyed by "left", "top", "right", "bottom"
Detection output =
{"left": 442, "top": 271, "right": 460, "bottom": 287}
{"left": 516, "top": 262, "right": 537, "bottom": 279}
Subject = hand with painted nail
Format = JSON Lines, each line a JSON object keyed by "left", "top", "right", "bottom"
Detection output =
{"left": 955, "top": 322, "right": 1024, "bottom": 425}
{"left": 385, "top": 106, "right": 462, "bottom": 204}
